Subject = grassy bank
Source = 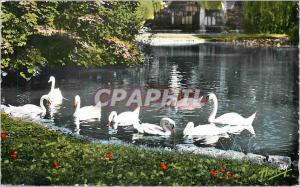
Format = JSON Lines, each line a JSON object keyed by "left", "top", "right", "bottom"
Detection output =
{"left": 1, "top": 114, "right": 297, "bottom": 185}
{"left": 197, "top": 33, "right": 290, "bottom": 47}
{"left": 197, "top": 33, "right": 287, "bottom": 41}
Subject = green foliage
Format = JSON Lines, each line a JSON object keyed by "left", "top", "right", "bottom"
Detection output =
{"left": 242, "top": 1, "right": 298, "bottom": 44}
{"left": 103, "top": 2, "right": 144, "bottom": 42}
{"left": 1, "top": 1, "right": 144, "bottom": 79}
{"left": 197, "top": 1, "right": 222, "bottom": 10}
{"left": 28, "top": 35, "right": 77, "bottom": 67}
{"left": 1, "top": 1, "right": 38, "bottom": 57}
{"left": 1, "top": 114, "right": 298, "bottom": 185}
{"left": 35, "top": 1, "right": 59, "bottom": 27}
{"left": 11, "top": 47, "right": 46, "bottom": 79}
{"left": 137, "top": 0, "right": 165, "bottom": 20}
{"left": 197, "top": 33, "right": 288, "bottom": 40}
{"left": 70, "top": 44, "right": 107, "bottom": 67}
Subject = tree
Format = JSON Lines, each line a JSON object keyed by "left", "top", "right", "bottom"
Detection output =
{"left": 242, "top": 1, "right": 298, "bottom": 44}
{"left": 1, "top": 1, "right": 145, "bottom": 79}
{"left": 1, "top": 1, "right": 38, "bottom": 75}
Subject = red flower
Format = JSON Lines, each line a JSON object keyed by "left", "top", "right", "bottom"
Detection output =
{"left": 1, "top": 133, "right": 9, "bottom": 140}
{"left": 159, "top": 161, "right": 168, "bottom": 172}
{"left": 104, "top": 152, "right": 113, "bottom": 159}
{"left": 9, "top": 150, "right": 17, "bottom": 160}
{"left": 210, "top": 169, "right": 218, "bottom": 177}
{"left": 53, "top": 162, "right": 59, "bottom": 169}
{"left": 236, "top": 174, "right": 241, "bottom": 180}
{"left": 226, "top": 171, "right": 233, "bottom": 179}
{"left": 220, "top": 167, "right": 225, "bottom": 174}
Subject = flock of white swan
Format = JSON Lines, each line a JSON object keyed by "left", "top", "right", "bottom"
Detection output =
{"left": 1, "top": 76, "right": 256, "bottom": 142}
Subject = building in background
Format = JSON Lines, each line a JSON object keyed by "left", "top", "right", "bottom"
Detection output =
{"left": 150, "top": 1, "right": 239, "bottom": 32}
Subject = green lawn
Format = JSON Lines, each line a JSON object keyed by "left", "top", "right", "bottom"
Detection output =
{"left": 1, "top": 114, "right": 297, "bottom": 185}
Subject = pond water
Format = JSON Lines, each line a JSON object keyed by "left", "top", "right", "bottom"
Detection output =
{"left": 2, "top": 43, "right": 299, "bottom": 158}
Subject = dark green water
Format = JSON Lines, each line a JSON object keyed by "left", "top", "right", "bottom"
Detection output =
{"left": 2, "top": 43, "right": 298, "bottom": 158}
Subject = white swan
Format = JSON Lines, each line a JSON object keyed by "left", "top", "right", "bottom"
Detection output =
{"left": 183, "top": 122, "right": 230, "bottom": 136}
{"left": 206, "top": 93, "right": 256, "bottom": 134}
{"left": 1, "top": 104, "right": 11, "bottom": 114}
{"left": 73, "top": 95, "right": 101, "bottom": 121}
{"left": 108, "top": 106, "right": 140, "bottom": 130}
{"left": 133, "top": 117, "right": 176, "bottom": 136}
{"left": 183, "top": 122, "right": 231, "bottom": 145}
{"left": 4, "top": 95, "right": 50, "bottom": 116}
{"left": 48, "top": 76, "right": 63, "bottom": 105}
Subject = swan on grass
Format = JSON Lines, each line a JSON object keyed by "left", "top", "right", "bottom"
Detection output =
{"left": 108, "top": 106, "right": 140, "bottom": 130}
{"left": 133, "top": 117, "right": 176, "bottom": 136}
{"left": 2, "top": 95, "right": 50, "bottom": 117}
{"left": 48, "top": 76, "right": 63, "bottom": 105}
{"left": 205, "top": 93, "right": 256, "bottom": 134}
{"left": 73, "top": 95, "right": 101, "bottom": 121}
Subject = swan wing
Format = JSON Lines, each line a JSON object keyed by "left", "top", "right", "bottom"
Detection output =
{"left": 188, "top": 124, "right": 228, "bottom": 136}
{"left": 115, "top": 111, "right": 140, "bottom": 126}
{"left": 48, "top": 88, "right": 63, "bottom": 104}
{"left": 7, "top": 104, "right": 42, "bottom": 114}
{"left": 1, "top": 104, "right": 10, "bottom": 113}
{"left": 75, "top": 105, "right": 101, "bottom": 120}
{"left": 192, "top": 124, "right": 217, "bottom": 136}
{"left": 140, "top": 123, "right": 164, "bottom": 135}
{"left": 201, "top": 135, "right": 220, "bottom": 144}
{"left": 214, "top": 112, "right": 248, "bottom": 126}
{"left": 22, "top": 104, "right": 42, "bottom": 112}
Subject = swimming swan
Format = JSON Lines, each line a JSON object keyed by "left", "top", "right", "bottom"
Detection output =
{"left": 48, "top": 76, "right": 63, "bottom": 105}
{"left": 133, "top": 117, "right": 176, "bottom": 136}
{"left": 5, "top": 95, "right": 50, "bottom": 116}
{"left": 205, "top": 93, "right": 256, "bottom": 134}
{"left": 183, "top": 122, "right": 230, "bottom": 136}
{"left": 73, "top": 95, "right": 101, "bottom": 121}
{"left": 108, "top": 106, "right": 140, "bottom": 130}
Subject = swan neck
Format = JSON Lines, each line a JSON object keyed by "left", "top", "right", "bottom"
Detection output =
{"left": 161, "top": 121, "right": 171, "bottom": 133}
{"left": 51, "top": 79, "right": 55, "bottom": 91}
{"left": 40, "top": 97, "right": 46, "bottom": 112}
{"left": 209, "top": 96, "right": 218, "bottom": 122}
{"left": 133, "top": 122, "right": 140, "bottom": 129}
{"left": 75, "top": 98, "right": 81, "bottom": 112}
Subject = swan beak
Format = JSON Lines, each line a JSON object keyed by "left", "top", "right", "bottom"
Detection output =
{"left": 200, "top": 96, "right": 209, "bottom": 103}
{"left": 165, "top": 99, "right": 171, "bottom": 107}
{"left": 172, "top": 128, "right": 176, "bottom": 135}
{"left": 48, "top": 100, "right": 52, "bottom": 106}
{"left": 74, "top": 103, "right": 77, "bottom": 110}
{"left": 106, "top": 122, "right": 112, "bottom": 128}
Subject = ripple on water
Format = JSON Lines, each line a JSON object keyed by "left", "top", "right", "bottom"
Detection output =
{"left": 1, "top": 44, "right": 298, "bottom": 157}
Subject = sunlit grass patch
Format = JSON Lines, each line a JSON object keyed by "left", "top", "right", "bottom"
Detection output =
{"left": 197, "top": 33, "right": 289, "bottom": 42}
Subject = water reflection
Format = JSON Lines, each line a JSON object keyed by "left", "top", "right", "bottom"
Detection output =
{"left": 184, "top": 134, "right": 229, "bottom": 145}
{"left": 74, "top": 118, "right": 81, "bottom": 135}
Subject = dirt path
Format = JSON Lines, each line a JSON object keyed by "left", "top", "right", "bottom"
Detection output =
{"left": 136, "top": 33, "right": 205, "bottom": 46}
